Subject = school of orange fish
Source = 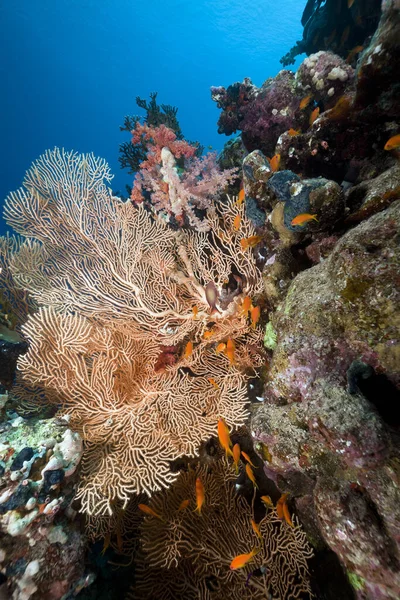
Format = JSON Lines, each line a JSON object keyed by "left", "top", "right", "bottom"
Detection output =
{"left": 138, "top": 417, "right": 294, "bottom": 572}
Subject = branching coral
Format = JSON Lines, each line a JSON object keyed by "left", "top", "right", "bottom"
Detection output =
{"left": 3, "top": 148, "right": 264, "bottom": 515}
{"left": 130, "top": 123, "right": 238, "bottom": 230}
{"left": 136, "top": 458, "right": 314, "bottom": 599}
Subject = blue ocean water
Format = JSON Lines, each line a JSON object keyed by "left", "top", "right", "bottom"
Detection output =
{"left": 0, "top": 0, "right": 304, "bottom": 235}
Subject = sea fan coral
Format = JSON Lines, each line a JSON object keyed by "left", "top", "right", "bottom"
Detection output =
{"left": 3, "top": 148, "right": 264, "bottom": 515}
{"left": 136, "top": 458, "right": 313, "bottom": 599}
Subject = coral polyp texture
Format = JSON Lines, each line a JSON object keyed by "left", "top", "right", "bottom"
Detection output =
{"left": 3, "top": 148, "right": 264, "bottom": 515}
{"left": 134, "top": 458, "right": 313, "bottom": 600}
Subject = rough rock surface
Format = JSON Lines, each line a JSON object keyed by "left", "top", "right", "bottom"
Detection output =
{"left": 0, "top": 406, "right": 91, "bottom": 599}
{"left": 252, "top": 200, "right": 400, "bottom": 599}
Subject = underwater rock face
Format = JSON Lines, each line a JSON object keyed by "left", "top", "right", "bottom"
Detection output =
{"left": 0, "top": 411, "right": 89, "bottom": 599}
{"left": 355, "top": 0, "right": 400, "bottom": 119}
{"left": 252, "top": 200, "right": 400, "bottom": 598}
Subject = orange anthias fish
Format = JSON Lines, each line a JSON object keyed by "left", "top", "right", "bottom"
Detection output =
{"left": 178, "top": 499, "right": 190, "bottom": 511}
{"left": 138, "top": 503, "right": 163, "bottom": 520}
{"left": 245, "top": 463, "right": 258, "bottom": 488}
{"left": 233, "top": 214, "right": 241, "bottom": 231}
{"left": 184, "top": 341, "right": 193, "bottom": 358}
{"left": 216, "top": 342, "right": 227, "bottom": 354}
{"left": 309, "top": 106, "right": 320, "bottom": 125}
{"left": 218, "top": 417, "right": 233, "bottom": 458}
{"left": 288, "top": 128, "right": 301, "bottom": 136}
{"left": 276, "top": 493, "right": 289, "bottom": 519}
{"left": 346, "top": 45, "right": 364, "bottom": 64}
{"left": 299, "top": 94, "right": 312, "bottom": 110}
{"left": 340, "top": 25, "right": 350, "bottom": 47}
{"left": 241, "top": 451, "right": 257, "bottom": 468}
{"left": 384, "top": 134, "right": 400, "bottom": 151}
{"left": 192, "top": 305, "right": 198, "bottom": 319}
{"left": 208, "top": 377, "right": 219, "bottom": 390}
{"left": 250, "top": 305, "right": 261, "bottom": 329}
{"left": 269, "top": 153, "right": 281, "bottom": 173}
{"left": 241, "top": 295, "right": 252, "bottom": 317}
{"left": 232, "top": 443, "right": 241, "bottom": 474}
{"left": 251, "top": 519, "right": 263, "bottom": 540}
{"left": 230, "top": 547, "right": 259, "bottom": 570}
{"left": 194, "top": 477, "right": 205, "bottom": 515}
{"left": 225, "top": 338, "right": 236, "bottom": 366}
{"left": 203, "top": 329, "right": 216, "bottom": 340}
{"left": 261, "top": 495, "right": 274, "bottom": 509}
{"left": 240, "top": 235, "right": 262, "bottom": 250}
{"left": 283, "top": 502, "right": 294, "bottom": 527}
{"left": 291, "top": 213, "right": 318, "bottom": 227}
{"left": 327, "top": 95, "right": 352, "bottom": 121}
{"left": 237, "top": 188, "right": 245, "bottom": 206}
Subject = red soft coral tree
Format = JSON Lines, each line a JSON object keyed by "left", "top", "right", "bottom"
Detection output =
{"left": 130, "top": 122, "right": 237, "bottom": 230}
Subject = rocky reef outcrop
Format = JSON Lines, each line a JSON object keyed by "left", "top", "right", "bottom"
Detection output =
{"left": 212, "top": 1, "right": 400, "bottom": 597}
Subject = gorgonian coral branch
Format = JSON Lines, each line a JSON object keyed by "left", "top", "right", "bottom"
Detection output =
{"left": 138, "top": 458, "right": 313, "bottom": 599}
{"left": 3, "top": 148, "right": 265, "bottom": 514}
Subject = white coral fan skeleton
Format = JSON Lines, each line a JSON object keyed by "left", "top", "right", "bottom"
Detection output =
{"left": 3, "top": 148, "right": 265, "bottom": 515}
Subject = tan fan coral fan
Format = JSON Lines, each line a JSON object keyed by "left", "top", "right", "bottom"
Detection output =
{"left": 138, "top": 459, "right": 314, "bottom": 599}
{"left": 3, "top": 148, "right": 265, "bottom": 515}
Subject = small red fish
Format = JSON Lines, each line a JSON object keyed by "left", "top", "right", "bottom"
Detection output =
{"left": 276, "top": 493, "right": 288, "bottom": 520}
{"left": 225, "top": 338, "right": 236, "bottom": 366}
{"left": 241, "top": 295, "right": 252, "bottom": 317}
{"left": 269, "top": 153, "right": 281, "bottom": 173}
{"left": 245, "top": 463, "right": 258, "bottom": 488}
{"left": 237, "top": 188, "right": 245, "bottom": 206}
{"left": 283, "top": 502, "right": 294, "bottom": 527}
{"left": 240, "top": 235, "right": 262, "bottom": 250}
{"left": 340, "top": 25, "right": 350, "bottom": 47}
{"left": 299, "top": 94, "right": 312, "bottom": 110}
{"left": 216, "top": 342, "right": 226, "bottom": 354}
{"left": 346, "top": 45, "right": 364, "bottom": 64}
{"left": 384, "top": 134, "right": 400, "bottom": 151}
{"left": 218, "top": 418, "right": 233, "bottom": 458}
{"left": 251, "top": 519, "right": 262, "bottom": 540}
{"left": 233, "top": 443, "right": 241, "bottom": 474}
{"left": 233, "top": 214, "right": 241, "bottom": 231}
{"left": 327, "top": 95, "right": 352, "bottom": 121}
{"left": 309, "top": 107, "right": 320, "bottom": 125}
{"left": 288, "top": 128, "right": 300, "bottom": 136}
{"left": 208, "top": 377, "right": 219, "bottom": 390}
{"left": 230, "top": 547, "right": 259, "bottom": 570}
{"left": 184, "top": 341, "right": 193, "bottom": 358}
{"left": 192, "top": 305, "right": 198, "bottom": 319}
{"left": 291, "top": 213, "right": 318, "bottom": 227}
{"left": 241, "top": 451, "right": 257, "bottom": 468}
{"left": 203, "top": 329, "right": 216, "bottom": 340}
{"left": 178, "top": 499, "right": 190, "bottom": 511}
{"left": 138, "top": 503, "right": 163, "bottom": 520}
{"left": 250, "top": 305, "right": 260, "bottom": 329}
{"left": 194, "top": 477, "right": 205, "bottom": 515}
{"left": 261, "top": 495, "right": 274, "bottom": 509}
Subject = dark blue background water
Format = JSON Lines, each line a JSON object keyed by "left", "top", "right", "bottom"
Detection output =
{"left": 0, "top": 0, "right": 304, "bottom": 235}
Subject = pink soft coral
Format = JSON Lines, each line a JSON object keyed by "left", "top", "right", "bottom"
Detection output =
{"left": 130, "top": 123, "right": 237, "bottom": 229}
